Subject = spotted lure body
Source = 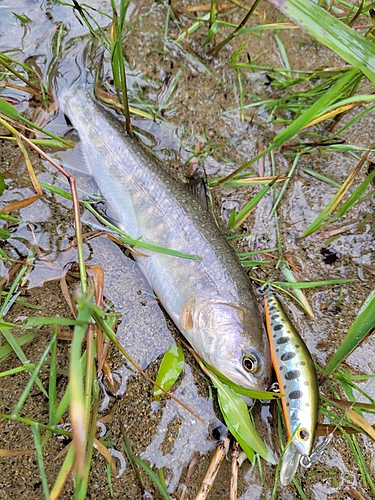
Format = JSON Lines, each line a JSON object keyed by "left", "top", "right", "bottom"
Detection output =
{"left": 264, "top": 292, "right": 319, "bottom": 485}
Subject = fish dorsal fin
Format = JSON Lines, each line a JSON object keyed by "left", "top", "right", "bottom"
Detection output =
{"left": 184, "top": 178, "right": 209, "bottom": 210}
{"left": 180, "top": 296, "right": 196, "bottom": 330}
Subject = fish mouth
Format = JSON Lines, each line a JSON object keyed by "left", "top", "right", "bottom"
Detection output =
{"left": 233, "top": 362, "right": 271, "bottom": 391}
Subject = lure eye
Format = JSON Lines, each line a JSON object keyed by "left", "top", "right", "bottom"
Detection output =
{"left": 297, "top": 428, "right": 310, "bottom": 441}
{"left": 242, "top": 354, "right": 258, "bottom": 373}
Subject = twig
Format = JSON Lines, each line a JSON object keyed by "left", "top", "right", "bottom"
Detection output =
{"left": 180, "top": 451, "right": 200, "bottom": 500}
{"left": 208, "top": 0, "right": 262, "bottom": 56}
{"left": 16, "top": 132, "right": 87, "bottom": 293}
{"left": 230, "top": 441, "right": 240, "bottom": 500}
{"left": 195, "top": 437, "right": 230, "bottom": 500}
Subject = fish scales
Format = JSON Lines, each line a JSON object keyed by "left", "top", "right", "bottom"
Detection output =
{"left": 60, "top": 86, "right": 271, "bottom": 390}
{"left": 264, "top": 292, "right": 319, "bottom": 484}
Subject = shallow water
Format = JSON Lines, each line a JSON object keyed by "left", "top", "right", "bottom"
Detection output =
{"left": 1, "top": 1, "right": 375, "bottom": 499}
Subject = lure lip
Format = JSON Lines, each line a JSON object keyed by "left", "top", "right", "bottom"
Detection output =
{"left": 279, "top": 442, "right": 301, "bottom": 486}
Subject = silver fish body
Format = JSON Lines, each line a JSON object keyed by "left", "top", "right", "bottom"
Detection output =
{"left": 264, "top": 292, "right": 319, "bottom": 485}
{"left": 60, "top": 86, "right": 271, "bottom": 391}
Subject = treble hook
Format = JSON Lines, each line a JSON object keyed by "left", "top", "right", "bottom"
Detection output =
{"left": 300, "top": 433, "right": 334, "bottom": 469}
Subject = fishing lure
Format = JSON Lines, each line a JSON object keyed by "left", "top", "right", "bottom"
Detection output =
{"left": 264, "top": 292, "right": 319, "bottom": 485}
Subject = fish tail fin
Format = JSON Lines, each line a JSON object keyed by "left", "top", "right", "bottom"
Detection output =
{"left": 52, "top": 37, "right": 103, "bottom": 111}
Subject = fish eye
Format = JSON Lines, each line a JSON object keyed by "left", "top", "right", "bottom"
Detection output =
{"left": 242, "top": 354, "right": 258, "bottom": 373}
{"left": 297, "top": 428, "right": 310, "bottom": 441}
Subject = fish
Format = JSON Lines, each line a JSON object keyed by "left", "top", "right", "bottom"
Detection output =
{"left": 264, "top": 292, "right": 319, "bottom": 485}
{"left": 59, "top": 86, "right": 271, "bottom": 391}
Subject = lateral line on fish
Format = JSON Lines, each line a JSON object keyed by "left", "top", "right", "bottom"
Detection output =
{"left": 68, "top": 100, "right": 204, "bottom": 255}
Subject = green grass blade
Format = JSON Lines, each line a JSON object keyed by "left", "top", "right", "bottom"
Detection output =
{"left": 301, "top": 167, "right": 341, "bottom": 188}
{"left": 212, "top": 372, "right": 276, "bottom": 464}
{"left": 49, "top": 328, "right": 58, "bottom": 427}
{"left": 0, "top": 228, "right": 11, "bottom": 239}
{"left": 303, "top": 154, "right": 367, "bottom": 236}
{"left": 269, "top": 154, "right": 300, "bottom": 218}
{"left": 110, "top": 0, "right": 131, "bottom": 133}
{"left": 0, "top": 262, "right": 29, "bottom": 316}
{"left": 274, "top": 33, "right": 291, "bottom": 76}
{"left": 327, "top": 168, "right": 375, "bottom": 222}
{"left": 237, "top": 247, "right": 278, "bottom": 258}
{"left": 12, "top": 334, "right": 54, "bottom": 417}
{"left": 39, "top": 182, "right": 200, "bottom": 260}
{"left": 176, "top": 13, "right": 210, "bottom": 42}
{"left": 0, "top": 413, "right": 71, "bottom": 438}
{"left": 220, "top": 68, "right": 360, "bottom": 183}
{"left": 0, "top": 171, "right": 6, "bottom": 195}
{"left": 122, "top": 432, "right": 170, "bottom": 500}
{"left": 153, "top": 342, "right": 184, "bottom": 401}
{"left": 69, "top": 294, "right": 92, "bottom": 477}
{"left": 55, "top": 352, "right": 86, "bottom": 423}
{"left": 38, "top": 180, "right": 101, "bottom": 202}
{"left": 12, "top": 12, "right": 32, "bottom": 24}
{"left": 199, "top": 360, "right": 282, "bottom": 400}
{"left": 50, "top": 445, "right": 76, "bottom": 500}
{"left": 0, "top": 136, "right": 68, "bottom": 148}
{"left": 0, "top": 98, "right": 73, "bottom": 146}
{"left": 273, "top": 279, "right": 353, "bottom": 289}
{"left": 202, "top": 19, "right": 219, "bottom": 47}
{"left": 159, "top": 68, "right": 184, "bottom": 109}
{"left": 0, "top": 331, "right": 36, "bottom": 362}
{"left": 322, "top": 290, "right": 375, "bottom": 378}
{"left": 23, "top": 317, "right": 88, "bottom": 328}
{"left": 131, "top": 455, "right": 170, "bottom": 500}
{"left": 268, "top": 0, "right": 375, "bottom": 85}
{"left": 0, "top": 363, "right": 35, "bottom": 377}
{"left": 329, "top": 104, "right": 375, "bottom": 139}
{"left": 83, "top": 202, "right": 201, "bottom": 260}
{"left": 77, "top": 397, "right": 98, "bottom": 500}
{"left": 241, "top": 260, "right": 271, "bottom": 267}
{"left": 31, "top": 424, "right": 50, "bottom": 500}
{"left": 231, "top": 179, "right": 276, "bottom": 229}
{"left": 0, "top": 328, "right": 48, "bottom": 398}
{"left": 279, "top": 262, "right": 315, "bottom": 318}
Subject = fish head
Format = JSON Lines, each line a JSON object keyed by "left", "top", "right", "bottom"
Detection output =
{"left": 289, "top": 408, "right": 317, "bottom": 456}
{"left": 181, "top": 299, "right": 271, "bottom": 391}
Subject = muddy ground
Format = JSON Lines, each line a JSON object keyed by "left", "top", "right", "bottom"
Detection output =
{"left": 0, "top": 1, "right": 375, "bottom": 499}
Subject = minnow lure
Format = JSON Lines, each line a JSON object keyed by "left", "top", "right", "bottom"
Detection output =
{"left": 264, "top": 292, "right": 319, "bottom": 485}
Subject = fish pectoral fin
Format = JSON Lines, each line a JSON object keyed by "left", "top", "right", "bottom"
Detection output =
{"left": 54, "top": 140, "right": 92, "bottom": 176}
{"left": 180, "top": 296, "right": 196, "bottom": 330}
{"left": 279, "top": 442, "right": 300, "bottom": 486}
